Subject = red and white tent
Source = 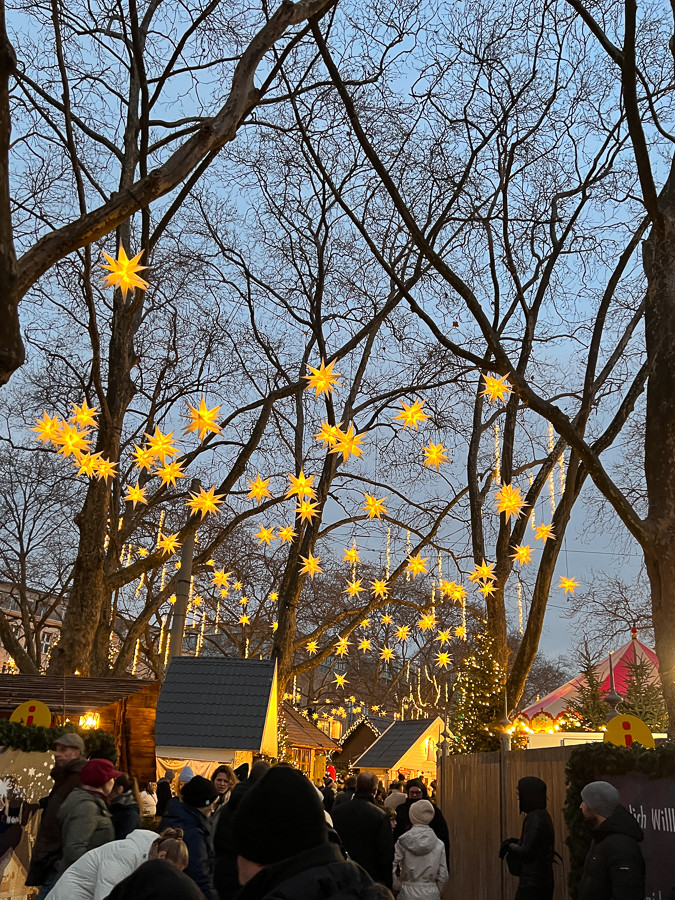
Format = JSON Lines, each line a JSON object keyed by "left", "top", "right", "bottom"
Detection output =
{"left": 521, "top": 628, "right": 659, "bottom": 721}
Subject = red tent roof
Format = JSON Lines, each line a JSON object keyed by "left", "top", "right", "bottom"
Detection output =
{"left": 521, "top": 629, "right": 659, "bottom": 720}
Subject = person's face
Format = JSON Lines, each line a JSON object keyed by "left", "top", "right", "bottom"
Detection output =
{"left": 580, "top": 800, "right": 597, "bottom": 823}
{"left": 101, "top": 777, "right": 116, "bottom": 796}
{"left": 408, "top": 786, "right": 423, "bottom": 801}
{"left": 213, "top": 773, "right": 231, "bottom": 794}
{"left": 54, "top": 744, "right": 80, "bottom": 767}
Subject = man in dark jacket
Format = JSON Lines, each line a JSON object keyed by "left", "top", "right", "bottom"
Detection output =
{"left": 331, "top": 772, "right": 394, "bottom": 888}
{"left": 393, "top": 779, "right": 449, "bottom": 866}
{"left": 161, "top": 775, "right": 218, "bottom": 900}
{"left": 26, "top": 732, "right": 87, "bottom": 894}
{"left": 577, "top": 781, "right": 645, "bottom": 900}
{"left": 332, "top": 774, "right": 356, "bottom": 810}
{"left": 501, "top": 776, "right": 555, "bottom": 900}
{"left": 232, "top": 766, "right": 392, "bottom": 900}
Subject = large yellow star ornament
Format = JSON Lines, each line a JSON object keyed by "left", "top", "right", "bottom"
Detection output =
{"left": 286, "top": 470, "right": 316, "bottom": 499}
{"left": 559, "top": 576, "right": 579, "bottom": 594}
{"left": 255, "top": 525, "right": 276, "bottom": 546}
{"left": 101, "top": 247, "right": 149, "bottom": 298}
{"left": 512, "top": 544, "right": 533, "bottom": 566}
{"left": 155, "top": 460, "right": 185, "bottom": 488}
{"left": 534, "top": 522, "right": 556, "bottom": 542}
{"left": 343, "top": 545, "right": 360, "bottom": 564}
{"left": 331, "top": 423, "right": 365, "bottom": 463}
{"left": 185, "top": 397, "right": 222, "bottom": 442}
{"left": 145, "top": 426, "right": 178, "bottom": 464}
{"left": 247, "top": 474, "right": 272, "bottom": 504}
{"left": 125, "top": 484, "right": 147, "bottom": 508}
{"left": 344, "top": 579, "right": 363, "bottom": 598}
{"left": 380, "top": 647, "right": 395, "bottom": 662}
{"left": 32, "top": 411, "right": 62, "bottom": 444}
{"left": 299, "top": 553, "right": 322, "bottom": 578}
{"left": 157, "top": 533, "right": 181, "bottom": 555}
{"left": 304, "top": 359, "right": 341, "bottom": 397}
{"left": 423, "top": 441, "right": 449, "bottom": 470}
{"left": 335, "top": 638, "right": 350, "bottom": 657}
{"left": 395, "top": 625, "right": 410, "bottom": 642}
{"left": 469, "top": 561, "right": 495, "bottom": 583}
{"left": 315, "top": 421, "right": 341, "bottom": 448}
{"left": 435, "top": 652, "right": 452, "bottom": 670}
{"left": 278, "top": 525, "right": 296, "bottom": 543}
{"left": 70, "top": 399, "right": 99, "bottom": 430}
{"left": 393, "top": 398, "right": 430, "bottom": 430}
{"left": 495, "top": 483, "right": 526, "bottom": 520}
{"left": 295, "top": 499, "right": 319, "bottom": 523}
{"left": 406, "top": 552, "right": 429, "bottom": 577}
{"left": 372, "top": 579, "right": 389, "bottom": 599}
{"left": 482, "top": 373, "right": 512, "bottom": 403}
{"left": 363, "top": 494, "right": 387, "bottom": 519}
{"left": 187, "top": 485, "right": 224, "bottom": 517}
{"left": 333, "top": 672, "right": 348, "bottom": 688}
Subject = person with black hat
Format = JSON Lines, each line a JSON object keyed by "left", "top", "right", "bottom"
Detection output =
{"left": 231, "top": 766, "right": 393, "bottom": 900}
{"left": 499, "top": 776, "right": 555, "bottom": 900}
{"left": 161, "top": 775, "right": 218, "bottom": 900}
{"left": 26, "top": 731, "right": 87, "bottom": 896}
{"left": 393, "top": 780, "right": 449, "bottom": 866}
{"left": 577, "top": 781, "right": 645, "bottom": 900}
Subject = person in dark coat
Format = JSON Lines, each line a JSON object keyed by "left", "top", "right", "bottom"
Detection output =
{"left": 322, "top": 775, "right": 336, "bottom": 813}
{"left": 161, "top": 775, "right": 218, "bottom": 900}
{"left": 393, "top": 780, "right": 449, "bottom": 866}
{"left": 333, "top": 775, "right": 357, "bottom": 810}
{"left": 155, "top": 769, "right": 175, "bottom": 819}
{"left": 232, "top": 765, "right": 393, "bottom": 900}
{"left": 26, "top": 732, "right": 87, "bottom": 894}
{"left": 102, "top": 858, "right": 206, "bottom": 900}
{"left": 500, "top": 776, "right": 555, "bottom": 900}
{"left": 109, "top": 773, "right": 142, "bottom": 839}
{"left": 213, "top": 760, "right": 270, "bottom": 899}
{"left": 577, "top": 781, "right": 645, "bottom": 900}
{"left": 331, "top": 772, "right": 394, "bottom": 888}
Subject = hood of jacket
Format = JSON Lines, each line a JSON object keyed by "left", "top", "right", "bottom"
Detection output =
{"left": 58, "top": 786, "right": 108, "bottom": 823}
{"left": 397, "top": 823, "right": 441, "bottom": 856}
{"left": 518, "top": 776, "right": 547, "bottom": 813}
{"left": 161, "top": 796, "right": 210, "bottom": 833}
{"left": 124, "top": 828, "right": 158, "bottom": 860}
{"left": 594, "top": 804, "right": 644, "bottom": 843}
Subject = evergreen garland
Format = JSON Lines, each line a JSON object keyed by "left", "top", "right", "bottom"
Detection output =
{"left": 450, "top": 626, "right": 505, "bottom": 753}
{"left": 0, "top": 720, "right": 116, "bottom": 760}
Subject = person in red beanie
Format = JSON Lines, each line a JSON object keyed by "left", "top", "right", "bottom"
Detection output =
{"left": 55, "top": 758, "right": 121, "bottom": 881}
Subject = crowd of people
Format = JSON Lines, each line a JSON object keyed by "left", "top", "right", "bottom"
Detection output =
{"left": 24, "top": 731, "right": 648, "bottom": 899}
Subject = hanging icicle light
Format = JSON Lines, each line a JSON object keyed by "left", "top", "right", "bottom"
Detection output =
{"left": 406, "top": 530, "right": 411, "bottom": 582}
{"left": 386, "top": 527, "right": 391, "bottom": 579}
{"left": 132, "top": 639, "right": 140, "bottom": 674}
{"left": 517, "top": 582, "right": 524, "bottom": 635}
{"left": 548, "top": 424, "right": 556, "bottom": 512}
{"left": 494, "top": 422, "right": 501, "bottom": 484}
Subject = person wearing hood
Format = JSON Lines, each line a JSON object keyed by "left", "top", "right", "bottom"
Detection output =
{"left": 56, "top": 758, "right": 120, "bottom": 879}
{"left": 155, "top": 769, "right": 175, "bottom": 819}
{"left": 393, "top": 799, "right": 448, "bottom": 900}
{"left": 109, "top": 774, "right": 142, "bottom": 839}
{"left": 393, "top": 780, "right": 449, "bottom": 866}
{"left": 577, "top": 781, "right": 645, "bottom": 900}
{"left": 161, "top": 774, "right": 218, "bottom": 900}
{"left": 499, "top": 776, "right": 555, "bottom": 900}
{"left": 331, "top": 772, "right": 394, "bottom": 888}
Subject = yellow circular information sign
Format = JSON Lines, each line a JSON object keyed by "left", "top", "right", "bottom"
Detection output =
{"left": 9, "top": 699, "right": 52, "bottom": 728}
{"left": 604, "top": 713, "right": 655, "bottom": 749}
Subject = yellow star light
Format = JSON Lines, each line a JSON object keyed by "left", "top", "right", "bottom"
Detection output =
{"left": 360, "top": 618, "right": 371, "bottom": 629}
{"left": 54, "top": 423, "right": 91, "bottom": 458}
{"left": 344, "top": 579, "right": 363, "bottom": 598}
{"left": 534, "top": 522, "right": 556, "bottom": 542}
{"left": 255, "top": 525, "right": 276, "bottom": 546}
{"left": 32, "top": 411, "right": 62, "bottom": 444}
{"left": 512, "top": 544, "right": 533, "bottom": 566}
{"left": 306, "top": 640, "right": 319, "bottom": 655}
{"left": 406, "top": 552, "right": 429, "bottom": 578}
{"left": 239, "top": 613, "right": 250, "bottom": 625}
{"left": 440, "top": 579, "right": 457, "bottom": 598}
{"left": 363, "top": 494, "right": 387, "bottom": 519}
{"left": 478, "top": 581, "right": 496, "bottom": 596}
{"left": 184, "top": 397, "right": 222, "bottom": 442}
{"left": 372, "top": 579, "right": 389, "bottom": 599}
{"left": 380, "top": 646, "right": 395, "bottom": 662}
{"left": 423, "top": 441, "right": 448, "bottom": 471}
{"left": 304, "top": 359, "right": 341, "bottom": 397}
{"left": 358, "top": 639, "right": 372, "bottom": 652}
{"left": 212, "top": 569, "right": 232, "bottom": 586}
{"left": 299, "top": 552, "right": 322, "bottom": 578}
{"left": 330, "top": 423, "right": 365, "bottom": 463}
{"left": 333, "top": 672, "right": 348, "bottom": 688}
{"left": 70, "top": 399, "right": 99, "bottom": 430}
{"left": 187, "top": 485, "right": 224, "bottom": 518}
{"left": 154, "top": 459, "right": 186, "bottom": 488}
{"left": 240, "top": 596, "right": 248, "bottom": 606}
{"left": 435, "top": 630, "right": 452, "bottom": 646}
{"left": 393, "top": 398, "right": 430, "bottom": 430}
{"left": 470, "top": 561, "right": 496, "bottom": 583}
{"left": 125, "top": 483, "right": 148, "bottom": 508}
{"left": 418, "top": 613, "right": 436, "bottom": 631}
{"left": 481, "top": 373, "right": 512, "bottom": 403}
{"left": 435, "top": 651, "right": 452, "bottom": 669}
{"left": 75, "top": 452, "right": 102, "bottom": 478}
{"left": 315, "top": 421, "right": 342, "bottom": 448}
{"left": 247, "top": 473, "right": 272, "bottom": 504}
{"left": 495, "top": 483, "right": 526, "bottom": 520}
{"left": 233, "top": 581, "right": 242, "bottom": 591}
{"left": 220, "top": 589, "right": 229, "bottom": 597}
{"left": 269, "top": 592, "right": 278, "bottom": 602}
{"left": 145, "top": 426, "right": 179, "bottom": 465}
{"left": 455, "top": 625, "right": 467, "bottom": 639}
{"left": 157, "top": 533, "right": 181, "bottom": 555}
{"left": 395, "top": 625, "right": 410, "bottom": 642}
{"left": 343, "top": 545, "right": 360, "bottom": 564}
{"left": 286, "top": 470, "right": 316, "bottom": 499}
{"left": 335, "top": 638, "right": 350, "bottom": 657}
{"left": 295, "top": 498, "right": 319, "bottom": 523}
{"left": 131, "top": 444, "right": 155, "bottom": 471}
{"left": 100, "top": 246, "right": 149, "bottom": 298}
{"left": 95, "top": 457, "right": 118, "bottom": 482}
{"left": 272, "top": 621, "right": 278, "bottom": 631}
{"left": 278, "top": 524, "right": 296, "bottom": 543}
{"left": 381, "top": 613, "right": 393, "bottom": 625}
{"left": 559, "top": 576, "right": 579, "bottom": 594}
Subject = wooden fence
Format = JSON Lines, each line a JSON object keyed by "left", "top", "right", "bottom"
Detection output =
{"left": 437, "top": 745, "right": 575, "bottom": 900}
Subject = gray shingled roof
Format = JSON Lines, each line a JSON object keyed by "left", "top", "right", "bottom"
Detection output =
{"left": 353, "top": 718, "right": 436, "bottom": 769}
{"left": 155, "top": 656, "right": 275, "bottom": 751}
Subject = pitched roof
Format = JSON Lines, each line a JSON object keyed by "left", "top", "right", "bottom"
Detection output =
{"left": 0, "top": 674, "right": 155, "bottom": 716}
{"left": 338, "top": 714, "right": 394, "bottom": 746}
{"left": 155, "top": 657, "right": 276, "bottom": 751}
{"left": 353, "top": 717, "right": 438, "bottom": 769}
{"left": 282, "top": 703, "right": 339, "bottom": 751}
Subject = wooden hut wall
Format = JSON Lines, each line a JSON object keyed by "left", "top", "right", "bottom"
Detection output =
{"left": 98, "top": 681, "right": 159, "bottom": 781}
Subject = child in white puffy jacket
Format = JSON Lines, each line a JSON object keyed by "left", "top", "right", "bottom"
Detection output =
{"left": 393, "top": 799, "right": 448, "bottom": 900}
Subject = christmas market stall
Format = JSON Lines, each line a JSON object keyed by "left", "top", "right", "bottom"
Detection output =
{"left": 155, "top": 656, "right": 278, "bottom": 779}
{"left": 281, "top": 703, "right": 340, "bottom": 779}
{"left": 352, "top": 716, "right": 443, "bottom": 786}
{"left": 338, "top": 713, "right": 394, "bottom": 769}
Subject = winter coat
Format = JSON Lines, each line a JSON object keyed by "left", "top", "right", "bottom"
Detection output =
{"left": 331, "top": 792, "right": 394, "bottom": 888}
{"left": 47, "top": 828, "right": 156, "bottom": 900}
{"left": 140, "top": 790, "right": 157, "bottom": 817}
{"left": 102, "top": 858, "right": 206, "bottom": 900}
{"left": 333, "top": 787, "right": 356, "bottom": 810}
{"left": 56, "top": 786, "right": 115, "bottom": 877}
{"left": 578, "top": 805, "right": 645, "bottom": 900}
{"left": 110, "top": 791, "right": 141, "bottom": 839}
{"left": 393, "top": 791, "right": 449, "bottom": 866}
{"left": 155, "top": 779, "right": 173, "bottom": 818}
{"left": 383, "top": 791, "right": 407, "bottom": 812}
{"left": 161, "top": 796, "right": 216, "bottom": 900}
{"left": 26, "top": 756, "right": 86, "bottom": 885}
{"left": 393, "top": 824, "right": 448, "bottom": 900}
{"left": 213, "top": 777, "right": 255, "bottom": 899}
{"left": 236, "top": 842, "right": 394, "bottom": 900}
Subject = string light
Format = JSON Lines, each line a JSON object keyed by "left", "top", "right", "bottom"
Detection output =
{"left": 527, "top": 473, "right": 536, "bottom": 528}
{"left": 558, "top": 451, "right": 566, "bottom": 494}
{"left": 517, "top": 582, "right": 523, "bottom": 635}
{"left": 548, "top": 424, "right": 556, "bottom": 512}
{"left": 494, "top": 422, "right": 501, "bottom": 484}
{"left": 131, "top": 638, "right": 140, "bottom": 674}
{"left": 386, "top": 527, "right": 391, "bottom": 579}
{"left": 406, "top": 530, "right": 411, "bottom": 581}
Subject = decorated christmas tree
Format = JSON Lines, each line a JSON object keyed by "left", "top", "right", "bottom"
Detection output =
{"left": 450, "top": 626, "right": 506, "bottom": 752}
{"left": 567, "top": 645, "right": 608, "bottom": 730}
{"left": 620, "top": 658, "right": 668, "bottom": 732}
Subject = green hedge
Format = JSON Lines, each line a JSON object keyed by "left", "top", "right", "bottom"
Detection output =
{"left": 0, "top": 719, "right": 116, "bottom": 761}
{"left": 564, "top": 741, "right": 675, "bottom": 898}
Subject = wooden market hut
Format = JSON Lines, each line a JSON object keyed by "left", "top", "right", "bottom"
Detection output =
{"left": 338, "top": 713, "right": 394, "bottom": 768}
{"left": 282, "top": 702, "right": 340, "bottom": 779}
{"left": 353, "top": 716, "right": 444, "bottom": 787}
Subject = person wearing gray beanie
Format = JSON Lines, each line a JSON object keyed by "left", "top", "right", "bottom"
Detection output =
{"left": 577, "top": 780, "right": 645, "bottom": 900}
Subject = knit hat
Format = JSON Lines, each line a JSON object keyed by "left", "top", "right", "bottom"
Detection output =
{"left": 409, "top": 799, "right": 435, "bottom": 826}
{"left": 233, "top": 766, "right": 328, "bottom": 864}
{"left": 80, "top": 758, "right": 121, "bottom": 788}
{"left": 54, "top": 732, "right": 85, "bottom": 752}
{"left": 178, "top": 765, "right": 194, "bottom": 782}
{"left": 581, "top": 781, "right": 620, "bottom": 818}
{"left": 181, "top": 775, "right": 218, "bottom": 809}
{"left": 164, "top": 768, "right": 175, "bottom": 780}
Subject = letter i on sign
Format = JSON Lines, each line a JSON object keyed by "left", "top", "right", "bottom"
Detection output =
{"left": 622, "top": 720, "right": 632, "bottom": 747}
